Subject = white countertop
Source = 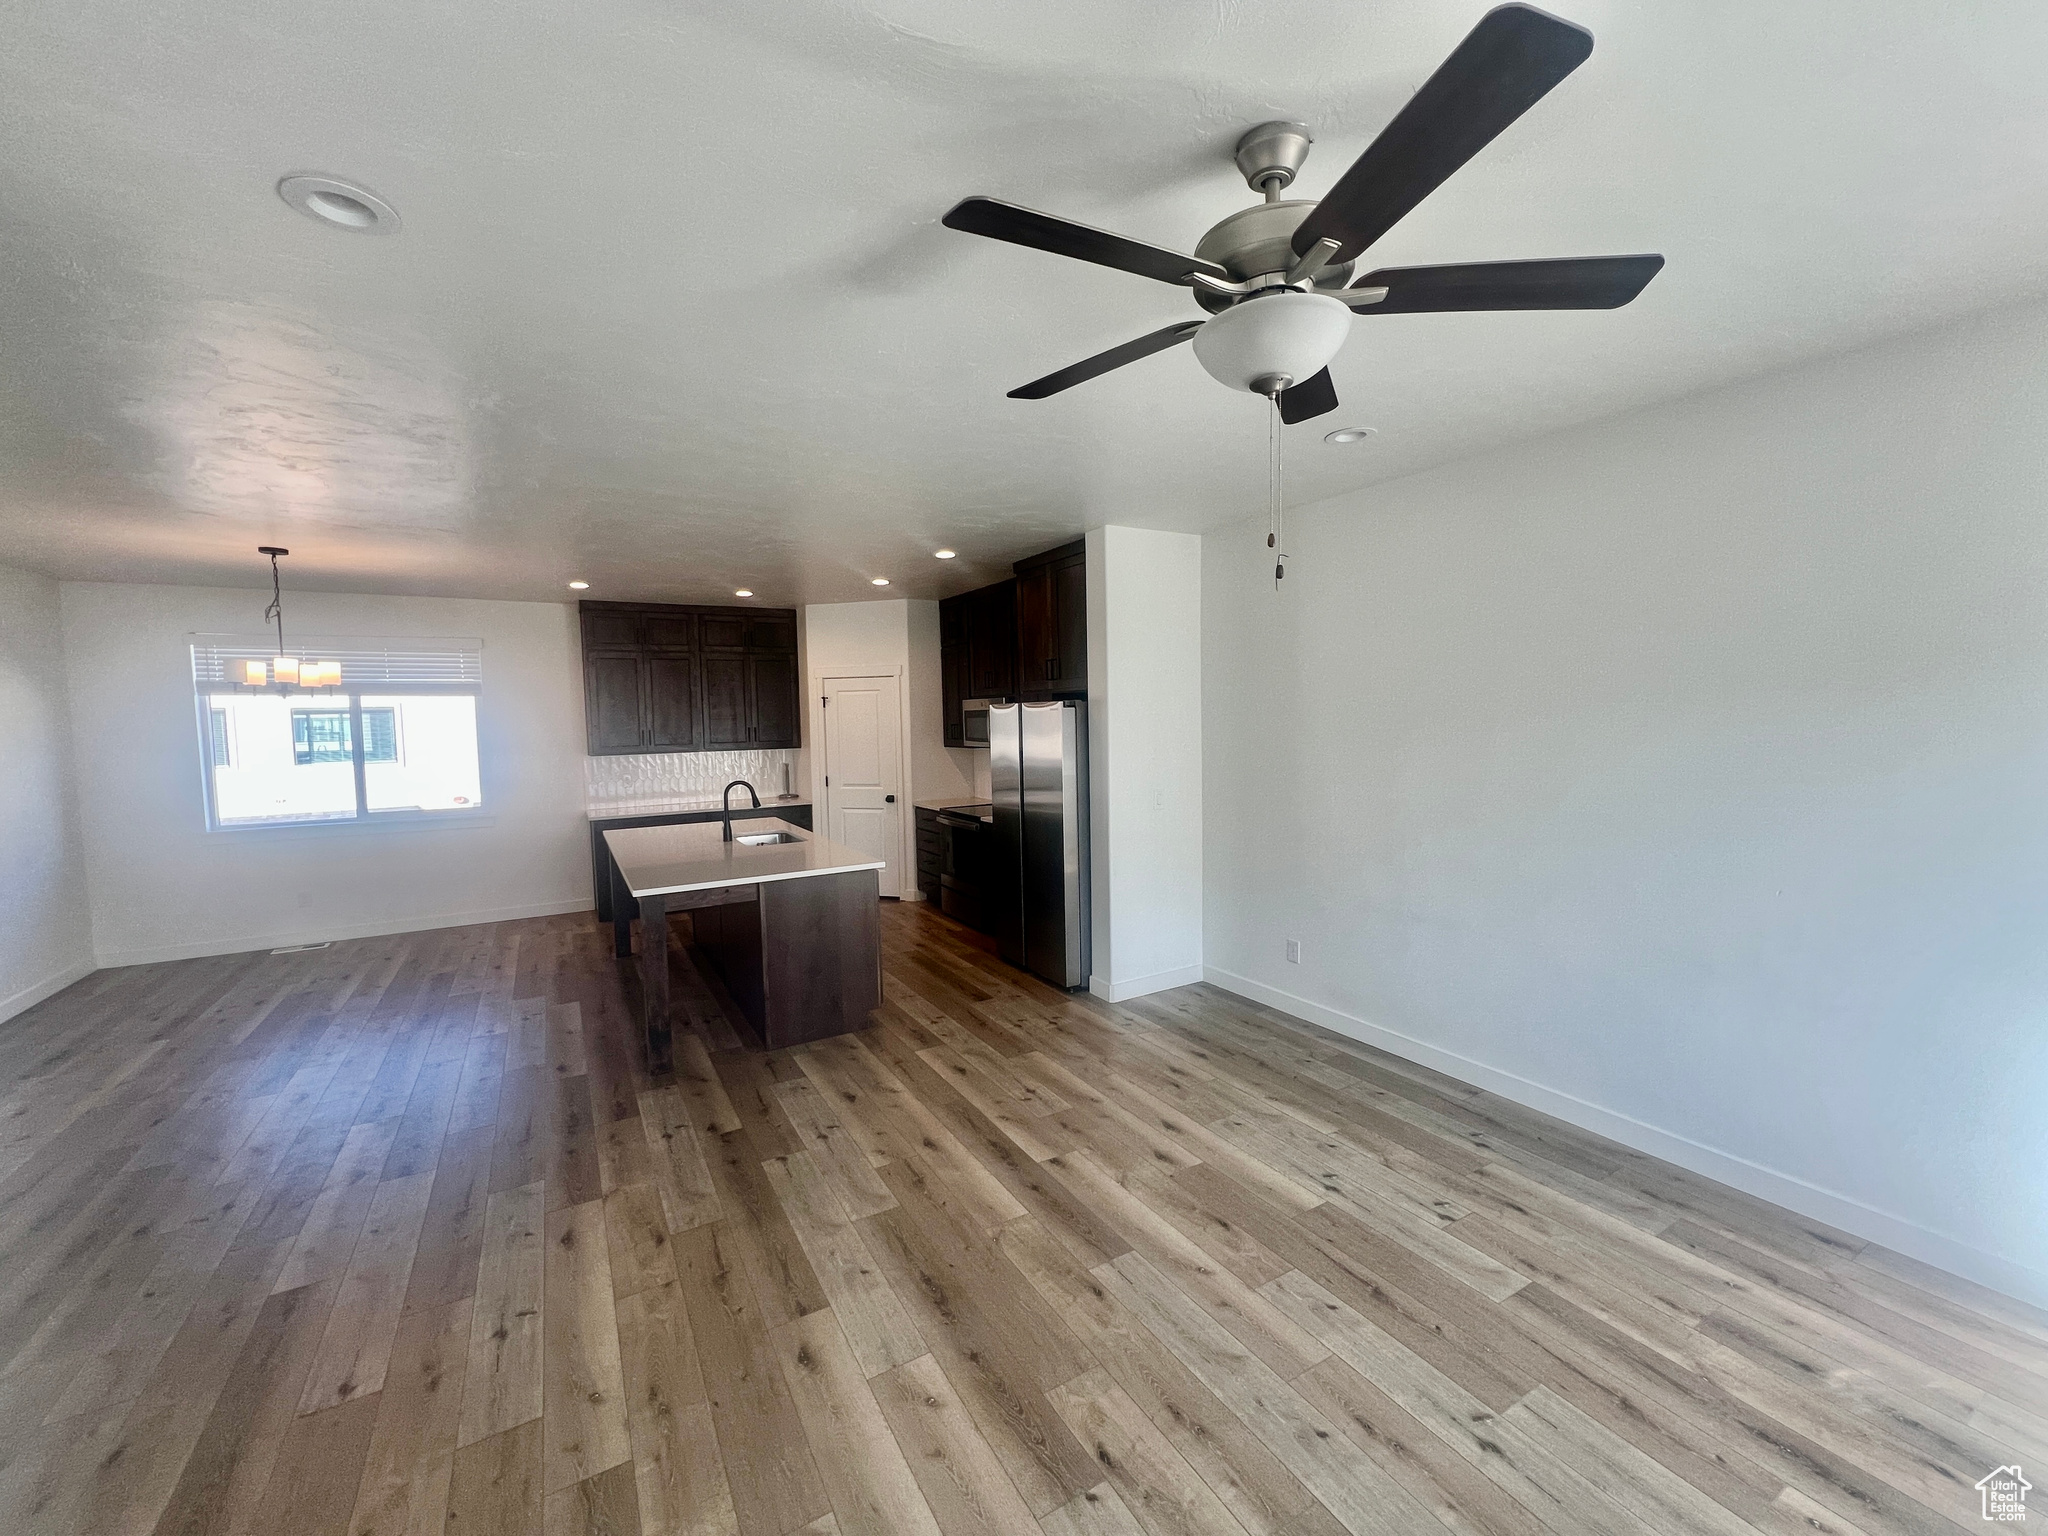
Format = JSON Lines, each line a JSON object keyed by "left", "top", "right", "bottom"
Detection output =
{"left": 604, "top": 817, "right": 884, "bottom": 898}
{"left": 588, "top": 793, "right": 810, "bottom": 823}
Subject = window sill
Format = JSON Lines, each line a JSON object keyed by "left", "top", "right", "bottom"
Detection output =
{"left": 206, "top": 811, "right": 497, "bottom": 838}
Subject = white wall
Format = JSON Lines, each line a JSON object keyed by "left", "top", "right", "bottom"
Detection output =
{"left": 1087, "top": 526, "right": 1203, "bottom": 1001}
{"left": 801, "top": 598, "right": 970, "bottom": 899}
{"left": 61, "top": 583, "right": 591, "bottom": 965}
{"left": 0, "top": 565, "right": 94, "bottom": 1020}
{"left": 1204, "top": 296, "right": 2048, "bottom": 1305}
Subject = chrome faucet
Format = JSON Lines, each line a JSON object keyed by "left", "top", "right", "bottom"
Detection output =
{"left": 721, "top": 779, "right": 760, "bottom": 841}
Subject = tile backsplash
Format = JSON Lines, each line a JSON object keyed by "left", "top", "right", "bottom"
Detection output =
{"left": 585, "top": 749, "right": 799, "bottom": 804}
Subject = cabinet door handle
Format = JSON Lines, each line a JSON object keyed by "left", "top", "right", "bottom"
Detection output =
{"left": 885, "top": 794, "right": 895, "bottom": 803}
{"left": 1045, "top": 658, "right": 1056, "bottom": 679}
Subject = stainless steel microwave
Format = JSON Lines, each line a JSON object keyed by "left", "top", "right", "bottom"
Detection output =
{"left": 961, "top": 698, "right": 1005, "bottom": 746}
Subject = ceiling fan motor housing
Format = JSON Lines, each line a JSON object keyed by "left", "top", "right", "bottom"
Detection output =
{"left": 1192, "top": 201, "right": 1355, "bottom": 311}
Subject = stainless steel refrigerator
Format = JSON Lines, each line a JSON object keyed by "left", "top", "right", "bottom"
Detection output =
{"left": 988, "top": 700, "right": 1090, "bottom": 989}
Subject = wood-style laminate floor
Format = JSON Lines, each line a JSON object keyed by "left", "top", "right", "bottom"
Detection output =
{"left": 0, "top": 901, "right": 2041, "bottom": 1536}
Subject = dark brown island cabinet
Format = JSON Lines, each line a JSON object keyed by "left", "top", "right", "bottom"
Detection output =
{"left": 580, "top": 600, "right": 800, "bottom": 755}
{"left": 938, "top": 537, "right": 1087, "bottom": 745}
{"left": 603, "top": 819, "right": 882, "bottom": 1067}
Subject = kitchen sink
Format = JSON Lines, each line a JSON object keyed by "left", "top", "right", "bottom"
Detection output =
{"left": 735, "top": 830, "right": 802, "bottom": 846}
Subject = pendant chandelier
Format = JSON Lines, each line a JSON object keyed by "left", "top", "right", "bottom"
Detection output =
{"left": 239, "top": 546, "right": 343, "bottom": 691}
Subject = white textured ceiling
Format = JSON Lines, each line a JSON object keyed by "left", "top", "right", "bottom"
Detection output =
{"left": 3, "top": 0, "right": 2047, "bottom": 607}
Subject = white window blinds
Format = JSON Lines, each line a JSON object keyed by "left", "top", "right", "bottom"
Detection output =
{"left": 190, "top": 635, "right": 484, "bottom": 691}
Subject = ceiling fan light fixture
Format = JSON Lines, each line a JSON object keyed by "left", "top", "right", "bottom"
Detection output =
{"left": 1192, "top": 291, "right": 1352, "bottom": 394}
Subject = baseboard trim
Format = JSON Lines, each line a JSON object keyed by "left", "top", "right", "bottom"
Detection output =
{"left": 1091, "top": 963, "right": 1204, "bottom": 1003}
{"left": 1202, "top": 965, "right": 2048, "bottom": 1311}
{"left": 0, "top": 956, "right": 99, "bottom": 1026}
{"left": 93, "top": 897, "right": 597, "bottom": 969}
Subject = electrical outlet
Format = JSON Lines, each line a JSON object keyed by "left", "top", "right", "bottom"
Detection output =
{"left": 1284, "top": 938, "right": 1301, "bottom": 964}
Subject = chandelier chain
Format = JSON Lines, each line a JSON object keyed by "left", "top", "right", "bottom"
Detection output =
{"left": 264, "top": 550, "right": 287, "bottom": 654}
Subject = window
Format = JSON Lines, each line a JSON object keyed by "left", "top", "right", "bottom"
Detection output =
{"left": 191, "top": 636, "right": 483, "bottom": 830}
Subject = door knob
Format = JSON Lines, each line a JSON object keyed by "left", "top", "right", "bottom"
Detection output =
{"left": 885, "top": 794, "right": 895, "bottom": 803}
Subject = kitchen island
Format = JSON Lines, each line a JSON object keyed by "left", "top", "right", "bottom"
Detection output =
{"left": 590, "top": 793, "right": 811, "bottom": 935}
{"left": 603, "top": 817, "right": 883, "bottom": 1070}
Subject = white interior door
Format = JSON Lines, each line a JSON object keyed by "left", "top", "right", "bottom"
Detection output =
{"left": 823, "top": 675, "right": 902, "bottom": 898}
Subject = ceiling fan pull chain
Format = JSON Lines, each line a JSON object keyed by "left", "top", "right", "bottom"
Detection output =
{"left": 1270, "top": 393, "right": 1285, "bottom": 586}
{"left": 1268, "top": 393, "right": 1276, "bottom": 569}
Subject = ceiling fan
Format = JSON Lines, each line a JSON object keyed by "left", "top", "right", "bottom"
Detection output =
{"left": 942, "top": 3, "right": 1663, "bottom": 425}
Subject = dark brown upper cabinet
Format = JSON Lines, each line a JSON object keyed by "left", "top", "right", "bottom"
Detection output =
{"left": 1015, "top": 538, "right": 1086, "bottom": 698}
{"left": 585, "top": 651, "right": 645, "bottom": 752}
{"left": 642, "top": 612, "right": 697, "bottom": 650}
{"left": 698, "top": 653, "right": 751, "bottom": 749}
{"left": 939, "top": 594, "right": 971, "bottom": 747}
{"left": 698, "top": 613, "right": 747, "bottom": 651}
{"left": 644, "top": 654, "right": 699, "bottom": 750}
{"left": 937, "top": 540, "right": 1087, "bottom": 746}
{"left": 968, "top": 579, "right": 1016, "bottom": 698}
{"left": 939, "top": 579, "right": 1017, "bottom": 747}
{"left": 581, "top": 609, "right": 642, "bottom": 649}
{"left": 749, "top": 653, "right": 799, "bottom": 747}
{"left": 580, "top": 601, "right": 799, "bottom": 756}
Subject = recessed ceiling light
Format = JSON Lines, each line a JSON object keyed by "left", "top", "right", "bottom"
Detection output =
{"left": 277, "top": 174, "right": 401, "bottom": 235}
{"left": 934, "top": 549, "right": 957, "bottom": 559}
{"left": 734, "top": 589, "right": 753, "bottom": 597}
{"left": 1324, "top": 426, "right": 1375, "bottom": 444}
{"left": 871, "top": 578, "right": 890, "bottom": 586}
{"left": 568, "top": 580, "right": 589, "bottom": 590}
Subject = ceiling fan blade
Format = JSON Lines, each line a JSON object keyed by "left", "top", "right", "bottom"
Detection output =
{"left": 1278, "top": 368, "right": 1339, "bottom": 424}
{"left": 1292, "top": 4, "right": 1594, "bottom": 263}
{"left": 1007, "top": 321, "right": 1206, "bottom": 400}
{"left": 944, "top": 197, "right": 1230, "bottom": 287}
{"left": 1352, "top": 254, "right": 1664, "bottom": 312}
